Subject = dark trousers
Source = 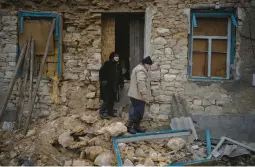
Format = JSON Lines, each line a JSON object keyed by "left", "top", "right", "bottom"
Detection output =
{"left": 99, "top": 99, "right": 114, "bottom": 115}
{"left": 99, "top": 88, "right": 115, "bottom": 115}
{"left": 129, "top": 97, "right": 145, "bottom": 122}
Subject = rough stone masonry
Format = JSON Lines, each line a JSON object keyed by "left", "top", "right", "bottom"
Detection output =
{"left": 0, "top": 0, "right": 255, "bottom": 121}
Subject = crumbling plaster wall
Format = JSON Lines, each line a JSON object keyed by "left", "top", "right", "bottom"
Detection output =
{"left": 0, "top": 0, "right": 254, "bottom": 121}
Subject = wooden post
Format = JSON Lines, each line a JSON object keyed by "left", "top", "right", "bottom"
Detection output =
{"left": 58, "top": 14, "right": 63, "bottom": 78}
{"left": 0, "top": 42, "right": 28, "bottom": 120}
{"left": 28, "top": 40, "right": 34, "bottom": 117}
{"left": 17, "top": 39, "right": 31, "bottom": 128}
{"left": 24, "top": 19, "right": 56, "bottom": 134}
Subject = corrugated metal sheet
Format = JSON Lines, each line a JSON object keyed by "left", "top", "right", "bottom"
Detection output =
{"left": 170, "top": 117, "right": 198, "bottom": 143}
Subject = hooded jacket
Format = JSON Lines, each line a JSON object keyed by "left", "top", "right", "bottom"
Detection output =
{"left": 99, "top": 54, "right": 124, "bottom": 101}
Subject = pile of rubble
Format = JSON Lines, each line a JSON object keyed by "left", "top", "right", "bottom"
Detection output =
{"left": 119, "top": 137, "right": 199, "bottom": 166}
{"left": 1, "top": 110, "right": 255, "bottom": 166}
{"left": 0, "top": 110, "right": 170, "bottom": 166}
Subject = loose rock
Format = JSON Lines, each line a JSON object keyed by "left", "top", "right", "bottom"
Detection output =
{"left": 135, "top": 148, "right": 146, "bottom": 157}
{"left": 26, "top": 129, "right": 36, "bottom": 137}
{"left": 68, "top": 140, "right": 88, "bottom": 149}
{"left": 64, "top": 159, "right": 92, "bottom": 166}
{"left": 85, "top": 146, "right": 103, "bottom": 161}
{"left": 94, "top": 151, "right": 116, "bottom": 166}
{"left": 80, "top": 114, "right": 98, "bottom": 124}
{"left": 149, "top": 148, "right": 158, "bottom": 158}
{"left": 123, "top": 158, "right": 134, "bottom": 166}
{"left": 58, "top": 132, "right": 74, "bottom": 148}
{"left": 167, "top": 137, "right": 186, "bottom": 151}
{"left": 118, "top": 143, "right": 127, "bottom": 152}
{"left": 144, "top": 158, "right": 154, "bottom": 166}
{"left": 97, "top": 122, "right": 127, "bottom": 136}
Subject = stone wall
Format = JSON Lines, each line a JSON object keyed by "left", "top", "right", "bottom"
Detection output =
{"left": 0, "top": 10, "right": 17, "bottom": 90}
{"left": 0, "top": 0, "right": 255, "bottom": 121}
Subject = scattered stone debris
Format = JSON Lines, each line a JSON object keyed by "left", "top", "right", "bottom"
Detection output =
{"left": 1, "top": 111, "right": 255, "bottom": 166}
{"left": 119, "top": 138, "right": 194, "bottom": 166}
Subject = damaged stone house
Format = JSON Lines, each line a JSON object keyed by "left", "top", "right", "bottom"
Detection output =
{"left": 0, "top": 0, "right": 255, "bottom": 127}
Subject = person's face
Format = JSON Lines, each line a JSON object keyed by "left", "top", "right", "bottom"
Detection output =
{"left": 144, "top": 64, "right": 151, "bottom": 70}
{"left": 113, "top": 56, "right": 119, "bottom": 62}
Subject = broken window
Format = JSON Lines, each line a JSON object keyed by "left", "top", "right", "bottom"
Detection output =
{"left": 189, "top": 12, "right": 236, "bottom": 80}
{"left": 18, "top": 12, "right": 62, "bottom": 79}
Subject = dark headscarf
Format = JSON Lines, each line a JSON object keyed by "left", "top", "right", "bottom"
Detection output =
{"left": 109, "top": 51, "right": 119, "bottom": 60}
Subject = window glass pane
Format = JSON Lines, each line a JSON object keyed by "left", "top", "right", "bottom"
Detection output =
{"left": 192, "top": 52, "right": 207, "bottom": 77}
{"left": 194, "top": 18, "right": 228, "bottom": 36}
{"left": 193, "top": 39, "right": 208, "bottom": 52}
{"left": 211, "top": 53, "right": 226, "bottom": 77}
{"left": 212, "top": 39, "right": 227, "bottom": 53}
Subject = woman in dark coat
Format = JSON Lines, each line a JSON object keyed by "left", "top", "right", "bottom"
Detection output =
{"left": 99, "top": 52, "right": 124, "bottom": 119}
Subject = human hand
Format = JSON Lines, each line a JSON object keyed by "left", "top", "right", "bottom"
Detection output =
{"left": 101, "top": 81, "right": 107, "bottom": 86}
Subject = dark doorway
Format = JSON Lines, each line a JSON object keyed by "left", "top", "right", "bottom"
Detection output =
{"left": 115, "top": 13, "right": 144, "bottom": 80}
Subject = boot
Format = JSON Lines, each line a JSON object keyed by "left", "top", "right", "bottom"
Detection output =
{"left": 99, "top": 112, "right": 109, "bottom": 119}
{"left": 125, "top": 119, "right": 137, "bottom": 134}
{"left": 134, "top": 120, "right": 146, "bottom": 133}
{"left": 108, "top": 109, "right": 118, "bottom": 117}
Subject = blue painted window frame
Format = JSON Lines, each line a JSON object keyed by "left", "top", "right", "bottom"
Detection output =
{"left": 188, "top": 12, "right": 237, "bottom": 81}
{"left": 17, "top": 11, "right": 62, "bottom": 79}
{"left": 112, "top": 129, "right": 192, "bottom": 166}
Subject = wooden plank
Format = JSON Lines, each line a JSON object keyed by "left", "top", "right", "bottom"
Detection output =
{"left": 17, "top": 39, "right": 31, "bottom": 128}
{"left": 129, "top": 18, "right": 144, "bottom": 72}
{"left": 194, "top": 18, "right": 228, "bottom": 36}
{"left": 28, "top": 40, "right": 34, "bottom": 124}
{"left": 58, "top": 13, "right": 63, "bottom": 78}
{"left": 19, "top": 20, "right": 54, "bottom": 55}
{"left": 212, "top": 39, "right": 227, "bottom": 53}
{"left": 211, "top": 53, "right": 226, "bottom": 77}
{"left": 33, "top": 55, "right": 38, "bottom": 77}
{"left": 192, "top": 52, "right": 207, "bottom": 77}
{"left": 0, "top": 42, "right": 28, "bottom": 120}
{"left": 101, "top": 15, "right": 115, "bottom": 64}
{"left": 24, "top": 19, "right": 56, "bottom": 135}
{"left": 193, "top": 39, "right": 208, "bottom": 52}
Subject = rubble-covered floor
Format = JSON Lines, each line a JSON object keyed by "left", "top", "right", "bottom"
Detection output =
{"left": 0, "top": 109, "right": 169, "bottom": 166}
{"left": 1, "top": 109, "right": 255, "bottom": 166}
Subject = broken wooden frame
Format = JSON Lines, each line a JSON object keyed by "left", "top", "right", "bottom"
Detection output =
{"left": 18, "top": 11, "right": 63, "bottom": 78}
{"left": 169, "top": 129, "right": 214, "bottom": 166}
{"left": 207, "top": 136, "right": 255, "bottom": 159}
{"left": 188, "top": 12, "right": 237, "bottom": 81}
{"left": 112, "top": 128, "right": 192, "bottom": 166}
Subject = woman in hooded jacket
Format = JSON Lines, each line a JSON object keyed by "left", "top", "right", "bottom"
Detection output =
{"left": 99, "top": 52, "right": 124, "bottom": 119}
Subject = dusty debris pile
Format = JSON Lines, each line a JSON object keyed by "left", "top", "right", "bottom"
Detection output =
{"left": 0, "top": 110, "right": 170, "bottom": 166}
{"left": 119, "top": 137, "right": 207, "bottom": 166}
